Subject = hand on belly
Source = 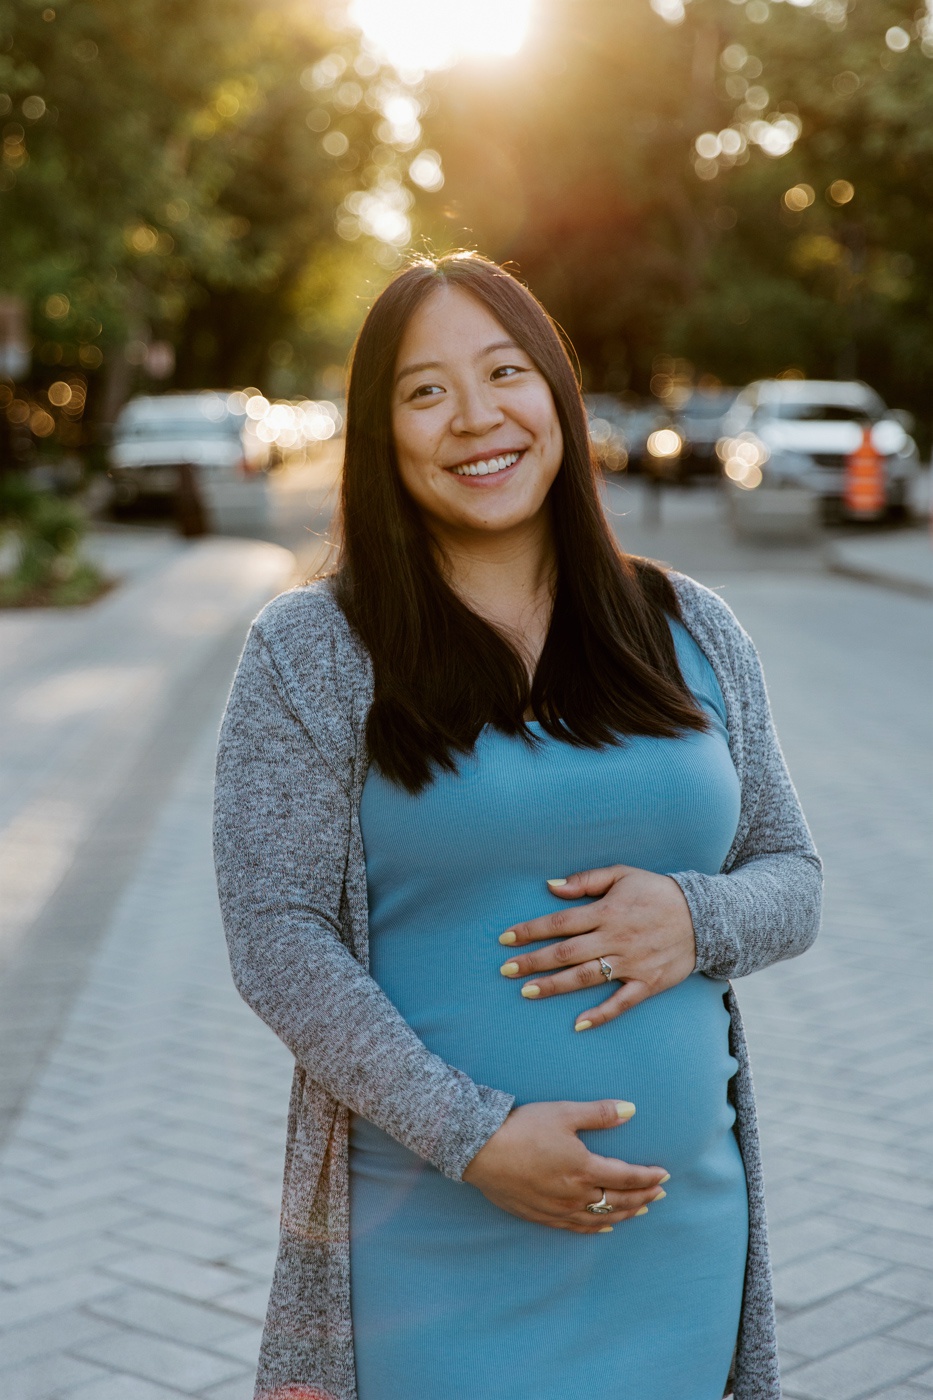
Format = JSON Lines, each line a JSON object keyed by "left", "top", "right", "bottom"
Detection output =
{"left": 463, "top": 1098, "right": 670, "bottom": 1233}
{"left": 498, "top": 863, "right": 697, "bottom": 1031}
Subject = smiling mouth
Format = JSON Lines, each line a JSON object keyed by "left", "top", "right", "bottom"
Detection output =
{"left": 448, "top": 449, "right": 524, "bottom": 478}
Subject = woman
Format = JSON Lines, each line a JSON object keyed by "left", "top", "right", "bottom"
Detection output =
{"left": 214, "top": 253, "right": 821, "bottom": 1400}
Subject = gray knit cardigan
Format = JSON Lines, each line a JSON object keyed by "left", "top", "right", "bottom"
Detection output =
{"left": 213, "top": 571, "right": 822, "bottom": 1400}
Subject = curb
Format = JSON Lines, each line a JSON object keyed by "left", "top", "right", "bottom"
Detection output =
{"left": 824, "top": 536, "right": 933, "bottom": 601}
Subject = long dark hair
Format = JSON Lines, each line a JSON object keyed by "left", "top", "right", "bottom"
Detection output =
{"left": 336, "top": 252, "right": 706, "bottom": 791}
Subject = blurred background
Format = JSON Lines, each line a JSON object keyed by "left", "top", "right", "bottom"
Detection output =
{"left": 1, "top": 0, "right": 932, "bottom": 572}
{"left": 1, "top": 5, "right": 931, "bottom": 1400}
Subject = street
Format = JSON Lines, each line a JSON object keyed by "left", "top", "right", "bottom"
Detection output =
{"left": 0, "top": 470, "right": 931, "bottom": 1400}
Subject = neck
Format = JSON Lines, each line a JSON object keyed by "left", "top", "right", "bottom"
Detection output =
{"left": 430, "top": 511, "right": 558, "bottom": 669}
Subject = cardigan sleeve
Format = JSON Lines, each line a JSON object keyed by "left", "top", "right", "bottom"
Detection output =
{"left": 669, "top": 618, "right": 822, "bottom": 982}
{"left": 213, "top": 625, "right": 514, "bottom": 1181}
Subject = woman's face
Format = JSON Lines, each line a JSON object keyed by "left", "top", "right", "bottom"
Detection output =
{"left": 391, "top": 285, "right": 564, "bottom": 542}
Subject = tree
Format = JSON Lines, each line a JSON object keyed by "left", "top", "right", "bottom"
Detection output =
{"left": 0, "top": 0, "right": 423, "bottom": 450}
{"left": 414, "top": 0, "right": 933, "bottom": 423}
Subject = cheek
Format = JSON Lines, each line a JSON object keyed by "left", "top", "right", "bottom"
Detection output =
{"left": 392, "top": 415, "right": 444, "bottom": 509}
{"left": 519, "top": 385, "right": 562, "bottom": 459}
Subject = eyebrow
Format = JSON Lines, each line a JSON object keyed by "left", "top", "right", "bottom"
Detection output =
{"left": 394, "top": 339, "right": 521, "bottom": 386}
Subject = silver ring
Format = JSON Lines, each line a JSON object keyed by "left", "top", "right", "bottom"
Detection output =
{"left": 585, "top": 1190, "right": 614, "bottom": 1215}
{"left": 598, "top": 957, "right": 614, "bottom": 983}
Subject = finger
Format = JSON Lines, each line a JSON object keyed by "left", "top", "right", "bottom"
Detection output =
{"left": 499, "top": 936, "right": 602, "bottom": 982}
{"left": 512, "top": 957, "right": 608, "bottom": 1000}
{"left": 572, "top": 1183, "right": 669, "bottom": 1225}
{"left": 572, "top": 980, "right": 651, "bottom": 1033}
{"left": 561, "top": 1098, "right": 638, "bottom": 1132}
{"left": 545, "top": 864, "right": 632, "bottom": 899}
{"left": 586, "top": 1152, "right": 670, "bottom": 1194}
{"left": 498, "top": 904, "right": 597, "bottom": 948}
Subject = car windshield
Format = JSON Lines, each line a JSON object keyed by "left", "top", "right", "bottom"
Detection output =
{"left": 768, "top": 401, "right": 878, "bottom": 424}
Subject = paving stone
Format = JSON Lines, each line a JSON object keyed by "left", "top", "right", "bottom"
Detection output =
{"left": 69, "top": 1374, "right": 192, "bottom": 1399}
{"left": 0, "top": 1231, "right": 132, "bottom": 1287}
{"left": 88, "top": 1287, "right": 252, "bottom": 1347}
{"left": 0, "top": 1351, "right": 109, "bottom": 1400}
{"left": 199, "top": 1376, "right": 254, "bottom": 1400}
{"left": 777, "top": 1288, "right": 919, "bottom": 1360}
{"left": 0, "top": 1310, "right": 110, "bottom": 1370}
{"left": 854, "top": 1234, "right": 933, "bottom": 1271}
{"left": 208, "top": 1325, "right": 263, "bottom": 1368}
{"left": 0, "top": 1270, "right": 121, "bottom": 1328}
{"left": 114, "top": 1217, "right": 241, "bottom": 1265}
{"left": 774, "top": 1250, "right": 891, "bottom": 1310}
{"left": 888, "top": 1317, "right": 933, "bottom": 1350}
{"left": 769, "top": 1216, "right": 861, "bottom": 1270}
{"left": 102, "top": 1251, "right": 254, "bottom": 1303}
{"left": 210, "top": 1283, "right": 271, "bottom": 1325}
{"left": 781, "top": 1336, "right": 932, "bottom": 1400}
{"left": 909, "top": 1368, "right": 933, "bottom": 1391}
{"left": 75, "top": 1331, "right": 244, "bottom": 1391}
{"left": 857, "top": 1389, "right": 933, "bottom": 1400}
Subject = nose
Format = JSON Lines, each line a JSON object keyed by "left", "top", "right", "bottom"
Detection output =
{"left": 451, "top": 379, "right": 505, "bottom": 437}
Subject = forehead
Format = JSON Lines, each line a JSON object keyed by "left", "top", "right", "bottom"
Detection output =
{"left": 396, "top": 284, "right": 510, "bottom": 361}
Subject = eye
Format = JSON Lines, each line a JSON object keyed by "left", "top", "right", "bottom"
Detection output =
{"left": 409, "top": 383, "right": 444, "bottom": 401}
{"left": 491, "top": 364, "right": 526, "bottom": 381}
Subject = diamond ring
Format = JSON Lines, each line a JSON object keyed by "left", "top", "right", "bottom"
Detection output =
{"left": 585, "top": 1190, "right": 614, "bottom": 1215}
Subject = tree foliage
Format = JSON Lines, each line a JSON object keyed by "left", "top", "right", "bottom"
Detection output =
{"left": 0, "top": 0, "right": 411, "bottom": 426}
{"left": 418, "top": 0, "right": 933, "bottom": 420}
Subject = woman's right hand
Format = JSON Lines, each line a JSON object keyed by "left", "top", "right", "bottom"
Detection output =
{"left": 461, "top": 1099, "right": 669, "bottom": 1233}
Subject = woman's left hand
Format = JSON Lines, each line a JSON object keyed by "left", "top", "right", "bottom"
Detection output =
{"left": 498, "top": 865, "right": 697, "bottom": 1031}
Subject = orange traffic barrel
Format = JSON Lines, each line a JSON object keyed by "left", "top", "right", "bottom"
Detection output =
{"left": 844, "top": 425, "right": 886, "bottom": 519}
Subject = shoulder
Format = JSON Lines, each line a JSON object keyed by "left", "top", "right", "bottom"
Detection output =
{"left": 668, "top": 571, "right": 758, "bottom": 672}
{"left": 248, "top": 579, "right": 373, "bottom": 724}
{"left": 253, "top": 578, "right": 348, "bottom": 647}
{"left": 253, "top": 580, "right": 368, "bottom": 671}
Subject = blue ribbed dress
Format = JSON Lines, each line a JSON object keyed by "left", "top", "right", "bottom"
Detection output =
{"left": 350, "top": 622, "right": 749, "bottom": 1400}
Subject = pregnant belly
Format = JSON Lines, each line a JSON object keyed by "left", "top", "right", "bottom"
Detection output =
{"left": 371, "top": 924, "right": 738, "bottom": 1175}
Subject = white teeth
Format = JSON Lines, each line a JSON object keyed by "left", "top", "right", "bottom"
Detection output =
{"left": 452, "top": 450, "right": 521, "bottom": 478}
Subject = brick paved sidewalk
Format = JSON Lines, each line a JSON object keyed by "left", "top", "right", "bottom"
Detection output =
{"left": 0, "top": 725, "right": 291, "bottom": 1400}
{"left": 1, "top": 497, "right": 931, "bottom": 1399}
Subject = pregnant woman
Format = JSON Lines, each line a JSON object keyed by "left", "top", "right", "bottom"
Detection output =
{"left": 214, "top": 253, "right": 822, "bottom": 1400}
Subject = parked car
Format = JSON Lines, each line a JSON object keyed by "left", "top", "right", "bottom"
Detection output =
{"left": 584, "top": 396, "right": 676, "bottom": 474}
{"left": 109, "top": 391, "right": 272, "bottom": 531}
{"left": 672, "top": 387, "right": 739, "bottom": 475}
{"left": 717, "top": 379, "right": 919, "bottom": 521}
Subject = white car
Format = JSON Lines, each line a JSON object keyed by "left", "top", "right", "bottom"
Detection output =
{"left": 109, "top": 391, "right": 272, "bottom": 530}
{"left": 717, "top": 380, "right": 919, "bottom": 520}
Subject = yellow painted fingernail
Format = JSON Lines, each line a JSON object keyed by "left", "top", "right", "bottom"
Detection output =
{"left": 546, "top": 877, "right": 568, "bottom": 887}
{"left": 598, "top": 1225, "right": 613, "bottom": 1233}
{"left": 499, "top": 931, "right": 517, "bottom": 945}
{"left": 575, "top": 1020, "right": 593, "bottom": 1032}
{"left": 635, "top": 1206, "right": 649, "bottom": 1216}
{"left": 658, "top": 1173, "right": 671, "bottom": 1184}
{"left": 521, "top": 983, "right": 541, "bottom": 999}
{"left": 652, "top": 1190, "right": 667, "bottom": 1201}
{"left": 500, "top": 962, "right": 520, "bottom": 977}
{"left": 615, "top": 1101, "right": 636, "bottom": 1119}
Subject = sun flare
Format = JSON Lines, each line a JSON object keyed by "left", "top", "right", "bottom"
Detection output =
{"left": 349, "top": 0, "right": 534, "bottom": 73}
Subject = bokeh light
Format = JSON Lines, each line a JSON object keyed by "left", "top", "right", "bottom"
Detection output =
{"left": 784, "top": 183, "right": 815, "bottom": 211}
{"left": 647, "top": 428, "right": 683, "bottom": 459}
{"left": 827, "top": 178, "right": 855, "bottom": 204}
